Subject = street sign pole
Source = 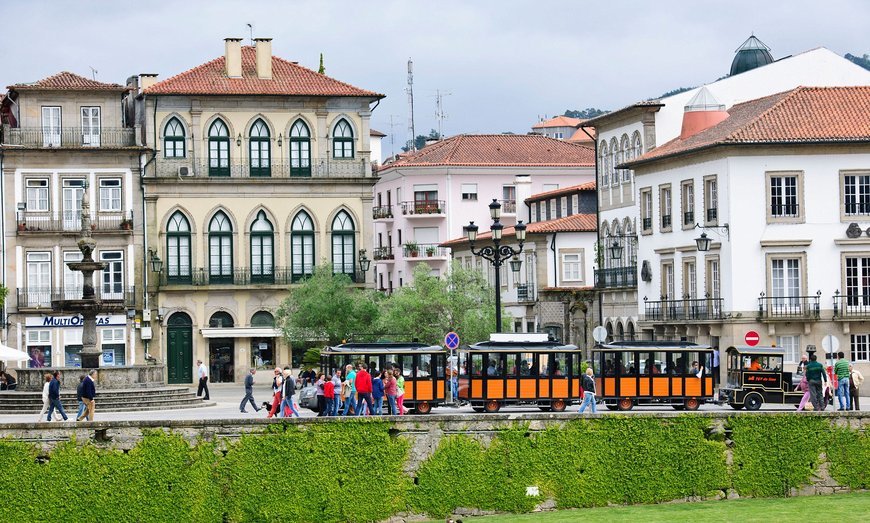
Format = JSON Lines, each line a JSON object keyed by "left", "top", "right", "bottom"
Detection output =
{"left": 444, "top": 331, "right": 460, "bottom": 406}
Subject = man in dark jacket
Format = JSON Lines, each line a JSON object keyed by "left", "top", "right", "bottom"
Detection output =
{"left": 46, "top": 371, "right": 69, "bottom": 421}
{"left": 240, "top": 368, "right": 260, "bottom": 413}
{"left": 76, "top": 370, "right": 97, "bottom": 421}
{"left": 279, "top": 368, "right": 299, "bottom": 417}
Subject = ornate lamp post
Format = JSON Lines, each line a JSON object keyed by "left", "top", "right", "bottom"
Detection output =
{"left": 465, "top": 199, "right": 527, "bottom": 332}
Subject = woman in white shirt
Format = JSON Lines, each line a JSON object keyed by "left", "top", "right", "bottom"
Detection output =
{"left": 37, "top": 373, "right": 52, "bottom": 422}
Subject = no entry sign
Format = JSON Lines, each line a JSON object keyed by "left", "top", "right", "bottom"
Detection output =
{"left": 745, "top": 331, "right": 760, "bottom": 347}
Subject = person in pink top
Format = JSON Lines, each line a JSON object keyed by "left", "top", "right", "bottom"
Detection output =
{"left": 383, "top": 368, "right": 398, "bottom": 415}
{"left": 354, "top": 362, "right": 375, "bottom": 415}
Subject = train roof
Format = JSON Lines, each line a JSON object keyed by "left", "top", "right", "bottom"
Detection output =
{"left": 322, "top": 342, "right": 444, "bottom": 354}
{"left": 465, "top": 341, "right": 580, "bottom": 352}
{"left": 595, "top": 341, "right": 713, "bottom": 351}
{"left": 726, "top": 346, "right": 786, "bottom": 356}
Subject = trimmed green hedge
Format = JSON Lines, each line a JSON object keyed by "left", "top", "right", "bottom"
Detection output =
{"left": 0, "top": 416, "right": 866, "bottom": 522}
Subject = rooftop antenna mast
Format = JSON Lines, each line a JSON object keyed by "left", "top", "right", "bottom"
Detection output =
{"left": 246, "top": 23, "right": 254, "bottom": 45}
{"left": 435, "top": 89, "right": 451, "bottom": 139}
{"left": 406, "top": 59, "right": 416, "bottom": 151}
{"left": 388, "top": 114, "right": 401, "bottom": 157}
{"left": 89, "top": 66, "right": 98, "bottom": 80}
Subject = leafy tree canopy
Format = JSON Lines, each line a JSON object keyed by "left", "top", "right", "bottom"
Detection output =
{"left": 0, "top": 285, "right": 7, "bottom": 308}
{"left": 402, "top": 129, "right": 441, "bottom": 152}
{"left": 563, "top": 108, "right": 608, "bottom": 119}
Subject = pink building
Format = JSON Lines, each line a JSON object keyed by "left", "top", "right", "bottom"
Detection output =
{"left": 373, "top": 134, "right": 594, "bottom": 291}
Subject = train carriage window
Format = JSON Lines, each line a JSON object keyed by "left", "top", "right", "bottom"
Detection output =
{"left": 520, "top": 352, "right": 535, "bottom": 376}
{"left": 552, "top": 353, "right": 568, "bottom": 377}
{"left": 603, "top": 353, "right": 617, "bottom": 375}
{"left": 620, "top": 352, "right": 638, "bottom": 376}
{"left": 685, "top": 351, "right": 701, "bottom": 376}
{"left": 673, "top": 352, "right": 693, "bottom": 375}
{"left": 459, "top": 355, "right": 469, "bottom": 377}
{"left": 507, "top": 353, "right": 521, "bottom": 377}
{"left": 664, "top": 353, "right": 677, "bottom": 375}
{"left": 651, "top": 351, "right": 666, "bottom": 374}
{"left": 570, "top": 353, "right": 582, "bottom": 377}
{"left": 368, "top": 358, "right": 379, "bottom": 374}
{"left": 486, "top": 354, "right": 504, "bottom": 376}
{"left": 639, "top": 352, "right": 653, "bottom": 374}
{"left": 539, "top": 353, "right": 551, "bottom": 376}
{"left": 471, "top": 353, "right": 484, "bottom": 376}
{"left": 417, "top": 353, "right": 432, "bottom": 377}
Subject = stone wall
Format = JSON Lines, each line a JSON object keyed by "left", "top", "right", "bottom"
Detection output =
{"left": 13, "top": 365, "right": 166, "bottom": 391}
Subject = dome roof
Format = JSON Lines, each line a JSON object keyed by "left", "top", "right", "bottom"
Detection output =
{"left": 730, "top": 35, "right": 774, "bottom": 76}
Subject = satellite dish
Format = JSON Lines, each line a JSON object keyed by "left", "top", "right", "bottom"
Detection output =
{"left": 593, "top": 326, "right": 608, "bottom": 343}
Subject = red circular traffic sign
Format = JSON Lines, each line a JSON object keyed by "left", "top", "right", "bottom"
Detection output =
{"left": 745, "top": 331, "right": 760, "bottom": 347}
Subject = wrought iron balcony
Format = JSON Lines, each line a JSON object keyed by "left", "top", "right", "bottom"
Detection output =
{"left": 16, "top": 211, "right": 134, "bottom": 234}
{"left": 4, "top": 127, "right": 136, "bottom": 148}
{"left": 770, "top": 203, "right": 800, "bottom": 218}
{"left": 661, "top": 214, "right": 672, "bottom": 228}
{"left": 400, "top": 200, "right": 445, "bottom": 216}
{"left": 832, "top": 291, "right": 870, "bottom": 320}
{"left": 154, "top": 158, "right": 369, "bottom": 178}
{"left": 17, "top": 286, "right": 136, "bottom": 310}
{"left": 160, "top": 266, "right": 366, "bottom": 286}
{"left": 706, "top": 208, "right": 718, "bottom": 222}
{"left": 683, "top": 211, "right": 694, "bottom": 226}
{"left": 644, "top": 295, "right": 725, "bottom": 322}
{"left": 642, "top": 217, "right": 652, "bottom": 231}
{"left": 403, "top": 243, "right": 449, "bottom": 259}
{"left": 373, "top": 247, "right": 395, "bottom": 261}
{"left": 501, "top": 200, "right": 517, "bottom": 214}
{"left": 757, "top": 291, "right": 820, "bottom": 320}
{"left": 373, "top": 206, "right": 394, "bottom": 220}
{"left": 516, "top": 283, "right": 536, "bottom": 302}
{"left": 595, "top": 267, "right": 637, "bottom": 289}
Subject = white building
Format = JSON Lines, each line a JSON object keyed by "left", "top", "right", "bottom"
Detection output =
{"left": 625, "top": 85, "right": 870, "bottom": 376}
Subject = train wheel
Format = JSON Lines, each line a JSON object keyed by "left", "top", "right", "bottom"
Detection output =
{"left": 744, "top": 393, "right": 763, "bottom": 411}
{"left": 484, "top": 400, "right": 501, "bottom": 413}
{"left": 550, "top": 399, "right": 567, "bottom": 412}
{"left": 617, "top": 398, "right": 633, "bottom": 411}
{"left": 685, "top": 398, "right": 701, "bottom": 411}
{"left": 415, "top": 402, "right": 432, "bottom": 414}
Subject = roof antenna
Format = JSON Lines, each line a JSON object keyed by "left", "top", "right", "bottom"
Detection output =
{"left": 247, "top": 23, "right": 254, "bottom": 45}
{"left": 89, "top": 66, "right": 98, "bottom": 80}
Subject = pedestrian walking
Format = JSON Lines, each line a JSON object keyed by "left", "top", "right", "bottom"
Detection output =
{"left": 267, "top": 367, "right": 283, "bottom": 418}
{"left": 834, "top": 352, "right": 851, "bottom": 411}
{"left": 354, "top": 362, "right": 375, "bottom": 416}
{"left": 805, "top": 353, "right": 825, "bottom": 412}
{"left": 331, "top": 371, "right": 342, "bottom": 416}
{"left": 279, "top": 368, "right": 300, "bottom": 417}
{"left": 36, "top": 373, "right": 52, "bottom": 422}
{"left": 394, "top": 365, "right": 407, "bottom": 415}
{"left": 341, "top": 364, "right": 357, "bottom": 416}
{"left": 315, "top": 374, "right": 327, "bottom": 416}
{"left": 75, "top": 375, "right": 87, "bottom": 419}
{"left": 578, "top": 367, "right": 597, "bottom": 414}
{"left": 196, "top": 359, "right": 210, "bottom": 400}
{"left": 795, "top": 373, "right": 811, "bottom": 411}
{"left": 240, "top": 369, "right": 260, "bottom": 413}
{"left": 46, "top": 371, "right": 69, "bottom": 422}
{"left": 372, "top": 369, "right": 384, "bottom": 415}
{"left": 849, "top": 364, "right": 864, "bottom": 411}
{"left": 76, "top": 370, "right": 97, "bottom": 421}
{"left": 323, "top": 374, "right": 335, "bottom": 416}
{"left": 384, "top": 368, "right": 398, "bottom": 415}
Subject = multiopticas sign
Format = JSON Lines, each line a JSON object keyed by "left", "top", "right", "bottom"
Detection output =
{"left": 25, "top": 315, "right": 125, "bottom": 328}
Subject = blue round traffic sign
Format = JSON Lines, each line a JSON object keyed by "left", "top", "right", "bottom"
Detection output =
{"left": 444, "top": 331, "right": 460, "bottom": 349}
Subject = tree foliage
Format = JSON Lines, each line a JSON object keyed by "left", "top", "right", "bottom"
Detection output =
{"left": 402, "top": 129, "right": 441, "bottom": 152}
{"left": 0, "top": 285, "right": 7, "bottom": 308}
{"left": 563, "top": 108, "right": 608, "bottom": 119}
{"left": 275, "top": 264, "right": 381, "bottom": 345}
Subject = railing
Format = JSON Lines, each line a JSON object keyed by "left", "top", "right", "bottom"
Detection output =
{"left": 403, "top": 243, "right": 449, "bottom": 259}
{"left": 644, "top": 296, "right": 725, "bottom": 321}
{"left": 154, "top": 158, "right": 369, "bottom": 178}
{"left": 642, "top": 217, "right": 652, "bottom": 231}
{"left": 832, "top": 291, "right": 870, "bottom": 319}
{"left": 17, "top": 286, "right": 136, "bottom": 309}
{"left": 683, "top": 211, "right": 694, "bottom": 226}
{"left": 161, "top": 266, "right": 365, "bottom": 286}
{"left": 661, "top": 214, "right": 672, "bottom": 228}
{"left": 17, "top": 211, "right": 133, "bottom": 233}
{"left": 757, "top": 291, "right": 820, "bottom": 320}
{"left": 706, "top": 208, "right": 717, "bottom": 222}
{"left": 373, "top": 247, "right": 395, "bottom": 261}
{"left": 844, "top": 202, "right": 870, "bottom": 216}
{"left": 594, "top": 267, "right": 637, "bottom": 289}
{"left": 5, "top": 127, "right": 136, "bottom": 148}
{"left": 501, "top": 200, "right": 517, "bottom": 214}
{"left": 400, "top": 200, "right": 445, "bottom": 216}
{"left": 372, "top": 206, "right": 394, "bottom": 220}
{"left": 516, "top": 283, "right": 536, "bottom": 302}
{"left": 770, "top": 203, "right": 800, "bottom": 218}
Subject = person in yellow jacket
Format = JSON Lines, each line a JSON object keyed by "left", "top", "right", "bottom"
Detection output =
{"left": 849, "top": 364, "right": 864, "bottom": 410}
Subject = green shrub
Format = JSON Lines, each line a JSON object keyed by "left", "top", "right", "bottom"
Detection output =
{"left": 826, "top": 427, "right": 869, "bottom": 489}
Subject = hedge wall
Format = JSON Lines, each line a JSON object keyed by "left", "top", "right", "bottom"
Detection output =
{"left": 0, "top": 416, "right": 866, "bottom": 522}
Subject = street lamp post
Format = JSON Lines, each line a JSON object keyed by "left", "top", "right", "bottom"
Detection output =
{"left": 465, "top": 199, "right": 527, "bottom": 333}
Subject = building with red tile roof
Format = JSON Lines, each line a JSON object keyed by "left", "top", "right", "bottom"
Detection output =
{"left": 7, "top": 71, "right": 127, "bottom": 92}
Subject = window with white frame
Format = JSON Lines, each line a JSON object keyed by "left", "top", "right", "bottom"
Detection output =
{"left": 771, "top": 258, "right": 801, "bottom": 308}
{"left": 777, "top": 335, "right": 801, "bottom": 364}
{"left": 704, "top": 176, "right": 718, "bottom": 223}
{"left": 641, "top": 189, "right": 652, "bottom": 232}
{"left": 660, "top": 185, "right": 672, "bottom": 230}
{"left": 63, "top": 251, "right": 83, "bottom": 300}
{"left": 851, "top": 334, "right": 869, "bottom": 361}
{"left": 101, "top": 328, "right": 126, "bottom": 366}
{"left": 461, "top": 183, "right": 478, "bottom": 201}
{"left": 843, "top": 173, "right": 870, "bottom": 216}
{"left": 27, "top": 329, "right": 51, "bottom": 368}
{"left": 681, "top": 180, "right": 694, "bottom": 227}
{"left": 844, "top": 256, "right": 870, "bottom": 307}
{"left": 609, "top": 137, "right": 619, "bottom": 186}
{"left": 26, "top": 179, "right": 49, "bottom": 211}
{"left": 100, "top": 251, "right": 124, "bottom": 299}
{"left": 662, "top": 261, "right": 675, "bottom": 299}
{"left": 99, "top": 178, "right": 121, "bottom": 211}
{"left": 620, "top": 134, "right": 631, "bottom": 182}
{"left": 769, "top": 173, "right": 800, "bottom": 219}
{"left": 599, "top": 142, "right": 609, "bottom": 187}
{"left": 26, "top": 252, "right": 51, "bottom": 307}
{"left": 706, "top": 257, "right": 721, "bottom": 316}
{"left": 683, "top": 259, "right": 696, "bottom": 299}
{"left": 561, "top": 252, "right": 583, "bottom": 282}
{"left": 42, "top": 106, "right": 61, "bottom": 147}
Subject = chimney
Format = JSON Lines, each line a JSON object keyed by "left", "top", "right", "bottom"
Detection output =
{"left": 514, "top": 175, "right": 533, "bottom": 223}
{"left": 139, "top": 74, "right": 158, "bottom": 91}
{"left": 254, "top": 38, "right": 273, "bottom": 79}
{"left": 680, "top": 87, "right": 729, "bottom": 140}
{"left": 224, "top": 38, "right": 243, "bottom": 78}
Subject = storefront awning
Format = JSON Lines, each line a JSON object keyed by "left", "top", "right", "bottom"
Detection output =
{"left": 199, "top": 328, "right": 281, "bottom": 339}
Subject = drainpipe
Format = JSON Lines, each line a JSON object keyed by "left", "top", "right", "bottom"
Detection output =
{"left": 0, "top": 150, "right": 6, "bottom": 349}
{"left": 578, "top": 125, "right": 602, "bottom": 329}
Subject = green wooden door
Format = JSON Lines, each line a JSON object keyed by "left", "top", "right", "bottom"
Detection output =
{"left": 167, "top": 313, "right": 193, "bottom": 384}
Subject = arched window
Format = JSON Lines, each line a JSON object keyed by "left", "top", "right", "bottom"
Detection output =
{"left": 164, "top": 118, "right": 185, "bottom": 158}
{"left": 249, "top": 119, "right": 271, "bottom": 177}
{"left": 251, "top": 311, "right": 274, "bottom": 327}
{"left": 620, "top": 134, "right": 631, "bottom": 182}
{"left": 624, "top": 220, "right": 636, "bottom": 265}
{"left": 208, "top": 119, "right": 230, "bottom": 177}
{"left": 331, "top": 210, "right": 355, "bottom": 280}
{"left": 632, "top": 131, "right": 643, "bottom": 158}
{"left": 250, "top": 211, "right": 274, "bottom": 283}
{"left": 208, "top": 211, "right": 233, "bottom": 283}
{"left": 291, "top": 211, "right": 314, "bottom": 282}
{"left": 209, "top": 311, "right": 234, "bottom": 328}
{"left": 166, "top": 212, "right": 191, "bottom": 283}
{"left": 609, "top": 137, "right": 619, "bottom": 187}
{"left": 332, "top": 119, "right": 354, "bottom": 159}
{"left": 289, "top": 120, "right": 311, "bottom": 177}
{"left": 612, "top": 223, "right": 623, "bottom": 269}
{"left": 599, "top": 141, "right": 609, "bottom": 187}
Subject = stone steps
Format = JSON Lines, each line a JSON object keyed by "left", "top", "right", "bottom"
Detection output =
{"left": 0, "top": 387, "right": 211, "bottom": 413}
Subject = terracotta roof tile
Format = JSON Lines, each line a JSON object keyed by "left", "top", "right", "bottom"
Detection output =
{"left": 145, "top": 46, "right": 382, "bottom": 97}
{"left": 441, "top": 213, "right": 597, "bottom": 247}
{"left": 525, "top": 181, "right": 596, "bottom": 203}
{"left": 627, "top": 86, "right": 870, "bottom": 167}
{"left": 8, "top": 71, "right": 126, "bottom": 91}
{"left": 532, "top": 115, "right": 584, "bottom": 129}
{"left": 370, "top": 128, "right": 386, "bottom": 137}
{"left": 381, "top": 134, "right": 595, "bottom": 169}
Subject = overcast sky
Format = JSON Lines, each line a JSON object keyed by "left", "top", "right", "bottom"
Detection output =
{"left": 3, "top": 1, "right": 868, "bottom": 153}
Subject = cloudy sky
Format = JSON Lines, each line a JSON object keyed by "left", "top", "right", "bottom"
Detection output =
{"left": 3, "top": 1, "right": 868, "bottom": 153}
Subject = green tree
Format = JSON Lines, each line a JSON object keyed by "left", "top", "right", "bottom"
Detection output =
{"left": 402, "top": 129, "right": 441, "bottom": 152}
{"left": 318, "top": 53, "right": 325, "bottom": 74}
{"left": 0, "top": 285, "right": 7, "bottom": 307}
{"left": 377, "top": 263, "right": 500, "bottom": 345}
{"left": 275, "top": 264, "right": 381, "bottom": 346}
{"left": 563, "top": 108, "right": 608, "bottom": 119}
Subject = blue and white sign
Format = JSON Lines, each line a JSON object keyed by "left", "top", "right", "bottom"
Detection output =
{"left": 444, "top": 331, "right": 460, "bottom": 349}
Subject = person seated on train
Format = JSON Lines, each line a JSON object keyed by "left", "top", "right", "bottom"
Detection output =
{"left": 748, "top": 358, "right": 763, "bottom": 371}
{"left": 486, "top": 360, "right": 498, "bottom": 376}
{"left": 552, "top": 362, "right": 563, "bottom": 376}
{"left": 651, "top": 364, "right": 662, "bottom": 375}
{"left": 691, "top": 361, "right": 704, "bottom": 378}
{"left": 604, "top": 360, "right": 615, "bottom": 376}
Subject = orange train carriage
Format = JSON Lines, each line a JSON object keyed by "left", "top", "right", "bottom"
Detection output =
{"left": 593, "top": 341, "right": 715, "bottom": 411}
{"left": 457, "top": 333, "right": 585, "bottom": 413}
{"left": 320, "top": 342, "right": 447, "bottom": 414}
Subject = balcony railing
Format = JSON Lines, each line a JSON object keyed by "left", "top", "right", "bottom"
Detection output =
{"left": 757, "top": 292, "right": 820, "bottom": 320}
{"left": 161, "top": 267, "right": 366, "bottom": 286}
{"left": 403, "top": 243, "right": 449, "bottom": 259}
{"left": 831, "top": 291, "right": 870, "bottom": 320}
{"left": 17, "top": 286, "right": 136, "bottom": 309}
{"left": 644, "top": 296, "right": 725, "bottom": 321}
{"left": 661, "top": 214, "right": 672, "bottom": 228}
{"left": 400, "top": 200, "right": 445, "bottom": 216}
{"left": 373, "top": 206, "right": 394, "bottom": 220}
{"left": 17, "top": 211, "right": 134, "bottom": 233}
{"left": 770, "top": 203, "right": 800, "bottom": 218}
{"left": 594, "top": 267, "right": 637, "bottom": 289}
{"left": 516, "top": 283, "right": 536, "bottom": 302}
{"left": 154, "top": 158, "right": 369, "bottom": 178}
{"left": 683, "top": 211, "right": 694, "bottom": 226}
{"left": 501, "top": 200, "right": 517, "bottom": 214}
{"left": 373, "top": 247, "right": 395, "bottom": 261}
{"left": 706, "top": 208, "right": 717, "bottom": 222}
{"left": 5, "top": 127, "right": 136, "bottom": 148}
{"left": 642, "top": 217, "right": 652, "bottom": 231}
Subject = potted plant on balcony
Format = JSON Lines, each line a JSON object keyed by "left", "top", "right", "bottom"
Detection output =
{"left": 404, "top": 241, "right": 419, "bottom": 257}
{"left": 426, "top": 246, "right": 436, "bottom": 257}
{"left": 119, "top": 218, "right": 133, "bottom": 230}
